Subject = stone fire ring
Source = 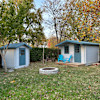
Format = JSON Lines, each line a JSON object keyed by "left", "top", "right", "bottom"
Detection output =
{"left": 39, "top": 67, "right": 59, "bottom": 75}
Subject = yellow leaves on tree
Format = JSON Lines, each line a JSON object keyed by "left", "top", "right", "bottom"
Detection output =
{"left": 76, "top": 0, "right": 99, "bottom": 42}
{"left": 62, "top": 0, "right": 99, "bottom": 42}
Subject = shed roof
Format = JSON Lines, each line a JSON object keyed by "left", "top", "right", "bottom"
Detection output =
{"left": 55, "top": 40, "right": 99, "bottom": 47}
{"left": 0, "top": 42, "right": 32, "bottom": 50}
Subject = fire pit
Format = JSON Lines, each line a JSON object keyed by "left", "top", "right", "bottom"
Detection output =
{"left": 39, "top": 67, "right": 59, "bottom": 75}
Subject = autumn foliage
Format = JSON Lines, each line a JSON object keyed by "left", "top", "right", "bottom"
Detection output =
{"left": 47, "top": 36, "right": 58, "bottom": 49}
{"left": 76, "top": 0, "right": 100, "bottom": 42}
{"left": 62, "top": 0, "right": 100, "bottom": 42}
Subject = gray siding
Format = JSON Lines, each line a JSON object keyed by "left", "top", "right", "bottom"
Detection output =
{"left": 86, "top": 46, "right": 99, "bottom": 65}
{"left": 2, "top": 49, "right": 15, "bottom": 68}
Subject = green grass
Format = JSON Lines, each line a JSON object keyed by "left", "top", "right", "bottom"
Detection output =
{"left": 0, "top": 62, "right": 100, "bottom": 100}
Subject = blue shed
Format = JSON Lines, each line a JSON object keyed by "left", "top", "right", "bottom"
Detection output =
{"left": 56, "top": 40, "right": 99, "bottom": 65}
{"left": 0, "top": 42, "right": 32, "bottom": 69}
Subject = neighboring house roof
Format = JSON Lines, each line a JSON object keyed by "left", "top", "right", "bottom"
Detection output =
{"left": 55, "top": 40, "right": 99, "bottom": 47}
{"left": 0, "top": 42, "right": 32, "bottom": 50}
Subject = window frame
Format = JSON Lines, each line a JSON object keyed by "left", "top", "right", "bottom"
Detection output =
{"left": 64, "top": 45, "right": 69, "bottom": 54}
{"left": 75, "top": 45, "right": 80, "bottom": 53}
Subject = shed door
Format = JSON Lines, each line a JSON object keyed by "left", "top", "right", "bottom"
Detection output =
{"left": 74, "top": 44, "right": 81, "bottom": 63}
{"left": 19, "top": 48, "right": 26, "bottom": 66}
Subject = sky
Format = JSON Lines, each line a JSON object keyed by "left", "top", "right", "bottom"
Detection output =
{"left": 34, "top": 0, "right": 43, "bottom": 9}
{"left": 34, "top": 0, "right": 53, "bottom": 38}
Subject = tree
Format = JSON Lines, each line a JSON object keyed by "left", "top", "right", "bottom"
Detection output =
{"left": 24, "top": 8, "right": 45, "bottom": 46}
{"left": 76, "top": 0, "right": 100, "bottom": 42}
{"left": 60, "top": 0, "right": 78, "bottom": 40}
{"left": 47, "top": 36, "right": 58, "bottom": 49}
{"left": 0, "top": 0, "right": 21, "bottom": 72}
{"left": 63, "top": 0, "right": 100, "bottom": 42}
{"left": 43, "top": 0, "right": 64, "bottom": 43}
{"left": 0, "top": 0, "right": 45, "bottom": 72}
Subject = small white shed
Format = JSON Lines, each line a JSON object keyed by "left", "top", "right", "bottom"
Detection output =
{"left": 55, "top": 40, "right": 99, "bottom": 65}
{"left": 0, "top": 42, "right": 32, "bottom": 69}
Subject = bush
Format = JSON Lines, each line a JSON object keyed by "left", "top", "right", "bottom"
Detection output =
{"left": 30, "top": 48, "right": 60, "bottom": 62}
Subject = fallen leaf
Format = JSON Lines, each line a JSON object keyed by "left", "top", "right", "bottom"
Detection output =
{"left": 88, "top": 85, "right": 91, "bottom": 89}
{"left": 10, "top": 80, "right": 15, "bottom": 83}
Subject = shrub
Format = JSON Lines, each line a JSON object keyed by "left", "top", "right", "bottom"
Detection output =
{"left": 30, "top": 48, "right": 60, "bottom": 62}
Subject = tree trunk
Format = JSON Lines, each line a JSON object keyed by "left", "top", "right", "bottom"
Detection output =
{"left": 0, "top": 41, "right": 11, "bottom": 72}
{"left": 59, "top": 20, "right": 68, "bottom": 42}
{"left": 43, "top": 46, "right": 44, "bottom": 64}
{"left": 54, "top": 18, "right": 59, "bottom": 56}
{"left": 59, "top": 25, "right": 62, "bottom": 42}
{"left": 2, "top": 55, "right": 7, "bottom": 72}
{"left": 54, "top": 18, "right": 58, "bottom": 44}
{"left": 19, "top": 35, "right": 22, "bottom": 42}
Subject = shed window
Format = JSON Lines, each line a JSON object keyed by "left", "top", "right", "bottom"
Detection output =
{"left": 75, "top": 45, "right": 80, "bottom": 53}
{"left": 64, "top": 46, "right": 69, "bottom": 54}
{"left": 21, "top": 50, "right": 25, "bottom": 55}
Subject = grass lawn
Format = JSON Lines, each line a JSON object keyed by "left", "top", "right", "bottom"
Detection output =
{"left": 0, "top": 62, "right": 100, "bottom": 100}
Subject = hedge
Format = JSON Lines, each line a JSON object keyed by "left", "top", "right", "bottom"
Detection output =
{"left": 30, "top": 48, "right": 60, "bottom": 62}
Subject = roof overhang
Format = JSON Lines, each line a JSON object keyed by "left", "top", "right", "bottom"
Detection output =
{"left": 0, "top": 42, "right": 32, "bottom": 50}
{"left": 55, "top": 40, "right": 99, "bottom": 47}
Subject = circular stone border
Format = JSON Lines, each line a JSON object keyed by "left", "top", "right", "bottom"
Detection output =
{"left": 39, "top": 67, "right": 59, "bottom": 75}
